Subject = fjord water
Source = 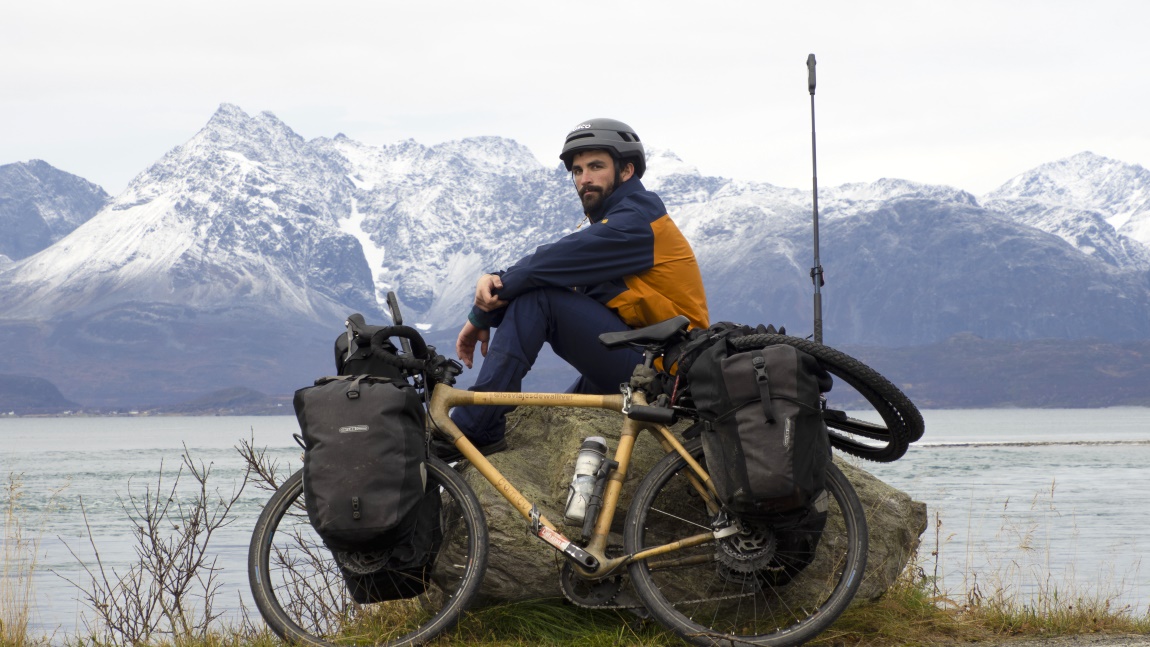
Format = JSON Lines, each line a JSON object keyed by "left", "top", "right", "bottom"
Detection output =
{"left": 3, "top": 408, "right": 1149, "bottom": 635}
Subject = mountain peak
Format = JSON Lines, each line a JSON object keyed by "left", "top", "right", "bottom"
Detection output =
{"left": 0, "top": 159, "right": 110, "bottom": 261}
{"left": 823, "top": 178, "right": 978, "bottom": 216}
{"left": 984, "top": 151, "right": 1146, "bottom": 204}
{"left": 212, "top": 102, "right": 247, "bottom": 117}
{"left": 984, "top": 151, "right": 1150, "bottom": 243}
{"left": 424, "top": 136, "right": 544, "bottom": 176}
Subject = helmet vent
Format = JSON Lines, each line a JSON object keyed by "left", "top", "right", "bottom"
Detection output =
{"left": 617, "top": 131, "right": 637, "bottom": 142}
{"left": 565, "top": 132, "right": 595, "bottom": 143}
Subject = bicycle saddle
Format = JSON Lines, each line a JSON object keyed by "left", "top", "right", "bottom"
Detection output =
{"left": 598, "top": 315, "right": 690, "bottom": 349}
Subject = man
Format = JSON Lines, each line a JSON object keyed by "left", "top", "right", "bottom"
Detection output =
{"left": 442, "top": 118, "right": 709, "bottom": 458}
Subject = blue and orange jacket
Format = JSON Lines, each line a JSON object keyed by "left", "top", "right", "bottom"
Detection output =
{"left": 470, "top": 176, "right": 709, "bottom": 331}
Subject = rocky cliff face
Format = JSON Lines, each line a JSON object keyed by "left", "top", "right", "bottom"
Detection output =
{"left": 0, "top": 159, "right": 109, "bottom": 262}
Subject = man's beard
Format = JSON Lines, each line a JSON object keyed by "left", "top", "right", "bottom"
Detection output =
{"left": 579, "top": 179, "right": 616, "bottom": 221}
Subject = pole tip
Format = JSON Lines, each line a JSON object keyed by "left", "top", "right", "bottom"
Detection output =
{"left": 806, "top": 54, "right": 816, "bottom": 94}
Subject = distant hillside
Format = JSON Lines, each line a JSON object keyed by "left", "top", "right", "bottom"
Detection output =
{"left": 3, "top": 334, "right": 1149, "bottom": 413}
{"left": 0, "top": 374, "right": 80, "bottom": 414}
{"left": 146, "top": 386, "right": 292, "bottom": 416}
{"left": 841, "top": 335, "right": 1150, "bottom": 409}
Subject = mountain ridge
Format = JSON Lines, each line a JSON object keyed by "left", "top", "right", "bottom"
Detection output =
{"left": 2, "top": 104, "right": 1149, "bottom": 407}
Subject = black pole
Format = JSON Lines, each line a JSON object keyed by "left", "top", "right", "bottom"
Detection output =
{"left": 807, "top": 53, "right": 825, "bottom": 344}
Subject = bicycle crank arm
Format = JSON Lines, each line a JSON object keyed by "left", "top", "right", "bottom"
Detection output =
{"left": 535, "top": 524, "right": 600, "bottom": 570}
{"left": 529, "top": 505, "right": 600, "bottom": 570}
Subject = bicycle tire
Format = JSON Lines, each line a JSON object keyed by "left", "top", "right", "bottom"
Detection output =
{"left": 624, "top": 440, "right": 867, "bottom": 646}
{"left": 731, "top": 333, "right": 923, "bottom": 462}
{"left": 248, "top": 458, "right": 488, "bottom": 646}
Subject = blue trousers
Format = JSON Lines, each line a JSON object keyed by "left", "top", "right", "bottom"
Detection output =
{"left": 450, "top": 287, "right": 643, "bottom": 444}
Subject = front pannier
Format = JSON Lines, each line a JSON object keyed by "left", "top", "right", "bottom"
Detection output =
{"left": 332, "top": 484, "right": 443, "bottom": 603}
{"left": 294, "top": 374, "right": 427, "bottom": 553}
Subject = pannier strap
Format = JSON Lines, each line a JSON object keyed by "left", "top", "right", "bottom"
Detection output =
{"left": 751, "top": 353, "right": 776, "bottom": 424}
{"left": 347, "top": 375, "right": 365, "bottom": 399}
{"left": 713, "top": 393, "right": 822, "bottom": 424}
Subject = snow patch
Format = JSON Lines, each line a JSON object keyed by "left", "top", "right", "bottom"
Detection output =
{"left": 1108, "top": 211, "right": 1134, "bottom": 230}
{"left": 347, "top": 173, "right": 375, "bottom": 191}
{"left": 338, "top": 198, "right": 388, "bottom": 309}
{"left": 419, "top": 251, "right": 486, "bottom": 330}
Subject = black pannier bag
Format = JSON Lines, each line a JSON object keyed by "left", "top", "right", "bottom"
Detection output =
{"left": 686, "top": 337, "right": 833, "bottom": 521}
{"left": 334, "top": 485, "right": 443, "bottom": 603}
{"left": 294, "top": 374, "right": 427, "bottom": 552}
{"left": 295, "top": 316, "right": 444, "bottom": 602}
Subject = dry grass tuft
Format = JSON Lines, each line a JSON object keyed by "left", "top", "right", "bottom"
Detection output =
{"left": 2, "top": 474, "right": 67, "bottom": 647}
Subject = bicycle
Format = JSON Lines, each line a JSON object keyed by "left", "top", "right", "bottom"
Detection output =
{"left": 249, "top": 312, "right": 920, "bottom": 646}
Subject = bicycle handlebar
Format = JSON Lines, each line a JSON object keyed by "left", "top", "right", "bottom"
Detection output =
{"left": 369, "top": 326, "right": 431, "bottom": 370}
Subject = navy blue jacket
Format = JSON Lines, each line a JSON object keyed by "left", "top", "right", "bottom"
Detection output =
{"left": 470, "top": 177, "right": 709, "bottom": 331}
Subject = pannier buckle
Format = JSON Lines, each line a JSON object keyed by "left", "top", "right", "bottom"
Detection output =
{"left": 752, "top": 355, "right": 769, "bottom": 383}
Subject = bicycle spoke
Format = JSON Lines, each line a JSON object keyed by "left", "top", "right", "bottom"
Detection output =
{"left": 625, "top": 440, "right": 867, "bottom": 646}
{"left": 248, "top": 462, "right": 488, "bottom": 646}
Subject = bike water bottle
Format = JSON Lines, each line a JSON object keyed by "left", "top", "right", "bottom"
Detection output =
{"left": 564, "top": 436, "right": 607, "bottom": 524}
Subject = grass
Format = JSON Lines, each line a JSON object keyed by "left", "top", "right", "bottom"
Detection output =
{"left": 2, "top": 474, "right": 68, "bottom": 647}
{"left": 811, "top": 552, "right": 1150, "bottom": 647}
{"left": 439, "top": 599, "right": 678, "bottom": 646}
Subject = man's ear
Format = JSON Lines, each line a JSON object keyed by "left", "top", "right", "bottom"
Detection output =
{"left": 619, "top": 161, "right": 635, "bottom": 182}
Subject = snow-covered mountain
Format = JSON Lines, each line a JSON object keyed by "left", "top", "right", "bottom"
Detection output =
{"left": 982, "top": 152, "right": 1150, "bottom": 269}
{"left": 0, "top": 160, "right": 109, "bottom": 263}
{"left": 641, "top": 156, "right": 1150, "bottom": 345}
{"left": 1, "top": 105, "right": 377, "bottom": 321}
{"left": 0, "top": 105, "right": 581, "bottom": 329}
{"left": 314, "top": 132, "right": 579, "bottom": 326}
{"left": 1, "top": 104, "right": 1149, "bottom": 406}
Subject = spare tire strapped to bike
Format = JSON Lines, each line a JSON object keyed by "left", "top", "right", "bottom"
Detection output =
{"left": 667, "top": 322, "right": 921, "bottom": 462}
{"left": 292, "top": 315, "right": 445, "bottom": 602}
{"left": 731, "top": 333, "right": 922, "bottom": 462}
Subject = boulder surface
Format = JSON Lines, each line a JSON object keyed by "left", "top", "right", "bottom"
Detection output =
{"left": 437, "top": 406, "right": 927, "bottom": 605}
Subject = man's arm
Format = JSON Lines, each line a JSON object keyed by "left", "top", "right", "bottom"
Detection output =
{"left": 456, "top": 319, "right": 490, "bottom": 369}
{"left": 496, "top": 206, "right": 655, "bottom": 300}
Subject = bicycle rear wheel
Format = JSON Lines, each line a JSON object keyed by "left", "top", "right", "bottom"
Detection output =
{"left": 248, "top": 458, "right": 487, "bottom": 646}
{"left": 624, "top": 440, "right": 866, "bottom": 646}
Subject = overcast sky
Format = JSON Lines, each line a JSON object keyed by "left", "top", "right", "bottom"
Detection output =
{"left": 3, "top": 0, "right": 1148, "bottom": 197}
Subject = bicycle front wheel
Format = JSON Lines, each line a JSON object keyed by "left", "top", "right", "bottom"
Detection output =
{"left": 624, "top": 440, "right": 867, "bottom": 646}
{"left": 248, "top": 458, "right": 488, "bottom": 646}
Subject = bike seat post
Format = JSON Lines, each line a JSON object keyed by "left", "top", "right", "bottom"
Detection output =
{"left": 642, "top": 345, "right": 659, "bottom": 369}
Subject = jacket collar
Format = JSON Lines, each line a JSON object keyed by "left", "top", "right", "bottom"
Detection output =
{"left": 590, "top": 176, "right": 646, "bottom": 223}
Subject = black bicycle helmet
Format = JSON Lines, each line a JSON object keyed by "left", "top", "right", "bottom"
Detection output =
{"left": 560, "top": 118, "right": 646, "bottom": 179}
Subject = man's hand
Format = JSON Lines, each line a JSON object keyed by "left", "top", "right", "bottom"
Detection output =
{"left": 475, "top": 274, "right": 507, "bottom": 312}
{"left": 456, "top": 320, "right": 490, "bottom": 369}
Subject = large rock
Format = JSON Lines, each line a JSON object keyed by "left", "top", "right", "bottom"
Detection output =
{"left": 437, "top": 406, "right": 927, "bottom": 605}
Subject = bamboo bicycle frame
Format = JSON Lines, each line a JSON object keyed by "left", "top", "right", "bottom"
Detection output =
{"left": 427, "top": 381, "right": 726, "bottom": 579}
